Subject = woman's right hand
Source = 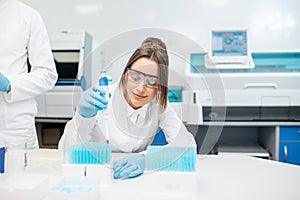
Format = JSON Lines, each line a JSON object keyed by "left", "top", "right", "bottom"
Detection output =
{"left": 78, "top": 85, "right": 108, "bottom": 118}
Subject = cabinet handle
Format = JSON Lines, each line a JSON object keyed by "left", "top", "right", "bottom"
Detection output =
{"left": 244, "top": 83, "right": 278, "bottom": 89}
{"left": 283, "top": 145, "right": 288, "bottom": 162}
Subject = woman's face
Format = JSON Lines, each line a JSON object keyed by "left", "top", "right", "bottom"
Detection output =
{"left": 125, "top": 57, "right": 159, "bottom": 109}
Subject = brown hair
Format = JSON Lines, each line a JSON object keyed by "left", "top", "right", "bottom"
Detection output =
{"left": 119, "top": 37, "right": 169, "bottom": 112}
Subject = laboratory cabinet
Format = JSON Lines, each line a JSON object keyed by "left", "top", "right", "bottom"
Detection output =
{"left": 35, "top": 118, "right": 68, "bottom": 148}
{"left": 279, "top": 126, "right": 300, "bottom": 165}
{"left": 192, "top": 122, "right": 300, "bottom": 165}
{"left": 192, "top": 123, "right": 276, "bottom": 159}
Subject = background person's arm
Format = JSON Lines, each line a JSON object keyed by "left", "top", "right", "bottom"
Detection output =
{"left": 4, "top": 11, "right": 57, "bottom": 103}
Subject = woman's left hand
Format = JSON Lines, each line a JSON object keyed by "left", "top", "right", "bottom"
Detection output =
{"left": 113, "top": 154, "right": 145, "bottom": 179}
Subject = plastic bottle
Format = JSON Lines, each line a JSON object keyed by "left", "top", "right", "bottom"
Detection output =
{"left": 0, "top": 145, "right": 5, "bottom": 173}
{"left": 99, "top": 70, "right": 109, "bottom": 100}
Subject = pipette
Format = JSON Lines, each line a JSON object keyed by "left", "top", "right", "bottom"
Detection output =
{"left": 99, "top": 71, "right": 110, "bottom": 144}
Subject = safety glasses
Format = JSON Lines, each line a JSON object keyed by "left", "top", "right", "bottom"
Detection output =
{"left": 127, "top": 68, "right": 159, "bottom": 89}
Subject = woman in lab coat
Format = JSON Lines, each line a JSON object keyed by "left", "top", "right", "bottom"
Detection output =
{"left": 0, "top": 0, "right": 58, "bottom": 149}
{"left": 59, "top": 37, "right": 195, "bottom": 178}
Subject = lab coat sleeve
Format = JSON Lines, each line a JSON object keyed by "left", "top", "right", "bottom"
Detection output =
{"left": 58, "top": 109, "right": 98, "bottom": 150}
{"left": 159, "top": 102, "right": 196, "bottom": 148}
{"left": 4, "top": 11, "right": 57, "bottom": 103}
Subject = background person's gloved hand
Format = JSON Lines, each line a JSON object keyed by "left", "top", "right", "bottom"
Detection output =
{"left": 113, "top": 154, "right": 145, "bottom": 179}
{"left": 0, "top": 72, "right": 10, "bottom": 92}
{"left": 78, "top": 85, "right": 108, "bottom": 118}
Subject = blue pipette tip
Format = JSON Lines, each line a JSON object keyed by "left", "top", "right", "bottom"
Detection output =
{"left": 99, "top": 77, "right": 109, "bottom": 86}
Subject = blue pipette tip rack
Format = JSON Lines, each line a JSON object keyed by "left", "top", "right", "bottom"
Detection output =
{"left": 66, "top": 143, "right": 112, "bottom": 164}
{"left": 145, "top": 146, "right": 196, "bottom": 172}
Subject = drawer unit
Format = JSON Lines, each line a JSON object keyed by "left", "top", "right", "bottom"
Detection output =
{"left": 279, "top": 142, "right": 300, "bottom": 165}
{"left": 279, "top": 126, "right": 300, "bottom": 165}
{"left": 280, "top": 127, "right": 300, "bottom": 141}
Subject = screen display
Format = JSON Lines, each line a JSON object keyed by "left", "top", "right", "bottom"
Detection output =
{"left": 212, "top": 30, "right": 248, "bottom": 56}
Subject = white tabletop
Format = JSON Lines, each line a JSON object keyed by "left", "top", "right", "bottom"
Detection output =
{"left": 1, "top": 151, "right": 300, "bottom": 200}
{"left": 195, "top": 155, "right": 300, "bottom": 200}
{"left": 100, "top": 154, "right": 300, "bottom": 200}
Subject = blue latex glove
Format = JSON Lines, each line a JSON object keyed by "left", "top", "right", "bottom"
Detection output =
{"left": 113, "top": 154, "right": 145, "bottom": 179}
{"left": 78, "top": 84, "right": 108, "bottom": 118}
{"left": 0, "top": 72, "right": 10, "bottom": 92}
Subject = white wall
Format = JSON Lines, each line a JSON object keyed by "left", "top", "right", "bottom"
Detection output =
{"left": 20, "top": 0, "right": 300, "bottom": 85}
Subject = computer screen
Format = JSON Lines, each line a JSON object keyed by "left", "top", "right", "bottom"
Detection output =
{"left": 211, "top": 30, "right": 248, "bottom": 57}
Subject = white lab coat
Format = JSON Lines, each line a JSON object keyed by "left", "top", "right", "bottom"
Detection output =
{"left": 59, "top": 83, "right": 196, "bottom": 153}
{"left": 0, "top": 0, "right": 58, "bottom": 149}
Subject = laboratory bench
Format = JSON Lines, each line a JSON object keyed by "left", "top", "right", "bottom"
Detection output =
{"left": 192, "top": 121, "right": 300, "bottom": 166}
{"left": 34, "top": 118, "right": 300, "bottom": 166}
{"left": 1, "top": 150, "right": 300, "bottom": 200}
{"left": 34, "top": 50, "right": 300, "bottom": 165}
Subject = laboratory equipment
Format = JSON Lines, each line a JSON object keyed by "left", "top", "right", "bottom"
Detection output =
{"left": 0, "top": 146, "right": 5, "bottom": 173}
{"left": 168, "top": 86, "right": 183, "bottom": 103}
{"left": 65, "top": 143, "right": 111, "bottom": 164}
{"left": 99, "top": 70, "right": 110, "bottom": 143}
{"left": 61, "top": 163, "right": 113, "bottom": 186}
{"left": 62, "top": 143, "right": 113, "bottom": 186}
{"left": 36, "top": 30, "right": 92, "bottom": 119}
{"left": 99, "top": 70, "right": 110, "bottom": 100}
{"left": 85, "top": 164, "right": 112, "bottom": 185}
{"left": 188, "top": 51, "right": 300, "bottom": 158}
{"left": 145, "top": 146, "right": 196, "bottom": 172}
{"left": 189, "top": 51, "right": 300, "bottom": 121}
{"left": 5, "top": 149, "right": 27, "bottom": 174}
{"left": 205, "top": 29, "right": 254, "bottom": 69}
{"left": 143, "top": 146, "right": 197, "bottom": 194}
{"left": 77, "top": 85, "right": 108, "bottom": 118}
{"left": 26, "top": 148, "right": 63, "bottom": 175}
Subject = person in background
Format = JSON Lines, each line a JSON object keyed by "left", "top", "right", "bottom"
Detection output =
{"left": 59, "top": 37, "right": 195, "bottom": 179}
{"left": 0, "top": 0, "right": 58, "bottom": 149}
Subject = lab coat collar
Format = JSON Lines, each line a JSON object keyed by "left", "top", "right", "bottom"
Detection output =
{"left": 119, "top": 88, "right": 150, "bottom": 120}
